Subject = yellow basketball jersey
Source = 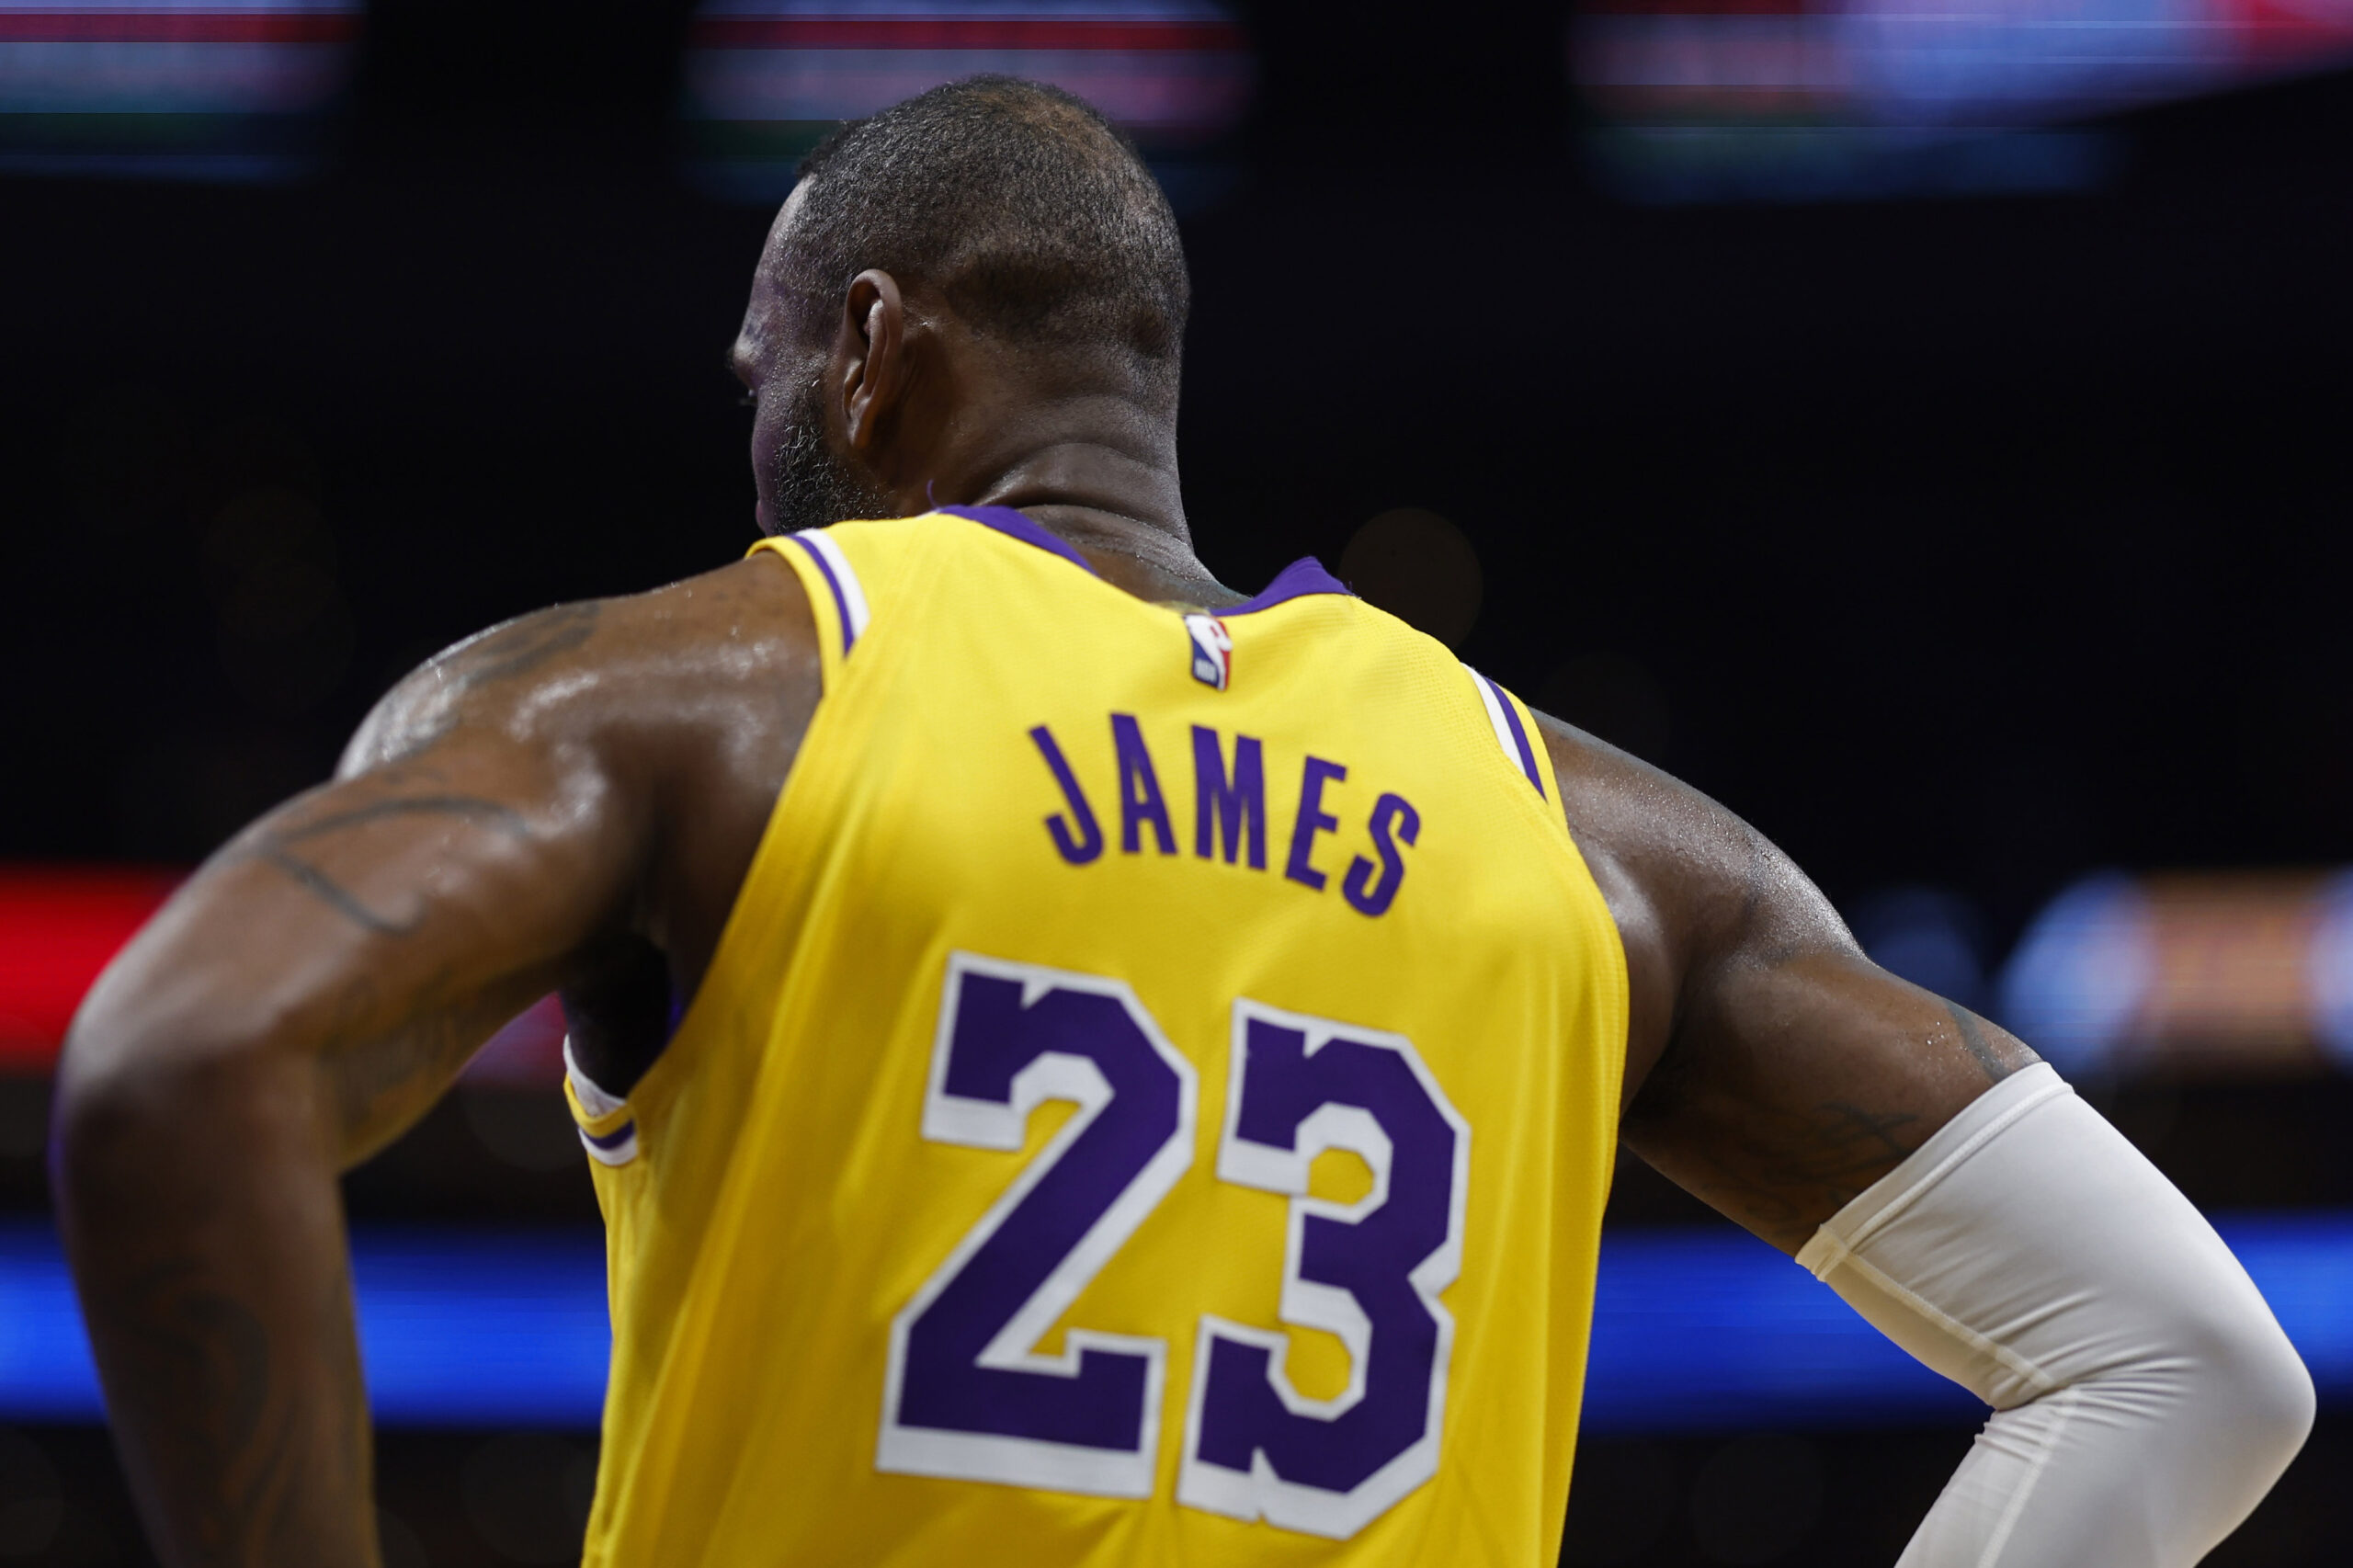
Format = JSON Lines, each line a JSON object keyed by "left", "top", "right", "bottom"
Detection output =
{"left": 564, "top": 509, "right": 1628, "bottom": 1566}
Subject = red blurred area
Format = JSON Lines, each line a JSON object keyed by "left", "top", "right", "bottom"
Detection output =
{"left": 0, "top": 10, "right": 359, "bottom": 45}
{"left": 0, "top": 867, "right": 180, "bottom": 1070}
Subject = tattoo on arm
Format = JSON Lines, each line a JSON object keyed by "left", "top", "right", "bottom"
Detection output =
{"left": 255, "top": 849, "right": 423, "bottom": 939}
{"left": 453, "top": 600, "right": 600, "bottom": 687}
{"left": 1949, "top": 1003, "right": 2021, "bottom": 1085}
{"left": 1678, "top": 1099, "right": 1927, "bottom": 1250}
{"left": 244, "top": 794, "right": 531, "bottom": 938}
{"left": 362, "top": 601, "right": 604, "bottom": 767}
{"left": 103, "top": 1256, "right": 366, "bottom": 1565}
{"left": 316, "top": 966, "right": 542, "bottom": 1156}
{"left": 270, "top": 794, "right": 529, "bottom": 847}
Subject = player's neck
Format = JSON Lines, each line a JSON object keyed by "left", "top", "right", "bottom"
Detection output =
{"left": 947, "top": 433, "right": 1237, "bottom": 608}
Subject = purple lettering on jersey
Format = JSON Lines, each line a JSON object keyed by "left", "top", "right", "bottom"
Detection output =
{"left": 1192, "top": 726, "right": 1267, "bottom": 869}
{"left": 1029, "top": 724, "right": 1104, "bottom": 865}
{"left": 1342, "top": 793, "right": 1421, "bottom": 917}
{"left": 1284, "top": 756, "right": 1347, "bottom": 892}
{"left": 1190, "top": 1014, "right": 1461, "bottom": 1498}
{"left": 1112, "top": 713, "right": 1176, "bottom": 856}
{"left": 896, "top": 968, "right": 1186, "bottom": 1452}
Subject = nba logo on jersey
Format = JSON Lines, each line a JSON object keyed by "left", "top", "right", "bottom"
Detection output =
{"left": 1183, "top": 613, "right": 1233, "bottom": 690}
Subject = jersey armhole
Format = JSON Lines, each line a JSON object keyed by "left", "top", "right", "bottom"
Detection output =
{"left": 1463, "top": 665, "right": 1561, "bottom": 806}
{"left": 1499, "top": 685, "right": 1567, "bottom": 806}
{"left": 747, "top": 531, "right": 871, "bottom": 688}
{"left": 563, "top": 1037, "right": 641, "bottom": 1166}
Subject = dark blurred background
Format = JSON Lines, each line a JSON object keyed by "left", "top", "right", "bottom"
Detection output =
{"left": 4, "top": 0, "right": 2352, "bottom": 1562}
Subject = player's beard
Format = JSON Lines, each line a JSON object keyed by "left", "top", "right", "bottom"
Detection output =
{"left": 766, "top": 372, "right": 896, "bottom": 536}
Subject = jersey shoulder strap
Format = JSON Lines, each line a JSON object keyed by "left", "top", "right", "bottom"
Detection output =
{"left": 748, "top": 516, "right": 941, "bottom": 689}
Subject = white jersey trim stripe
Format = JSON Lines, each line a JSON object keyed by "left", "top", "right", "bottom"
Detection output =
{"left": 795, "top": 528, "right": 872, "bottom": 653}
{"left": 1467, "top": 665, "right": 1519, "bottom": 770}
{"left": 564, "top": 1037, "right": 640, "bottom": 1166}
{"left": 1464, "top": 666, "right": 1547, "bottom": 796}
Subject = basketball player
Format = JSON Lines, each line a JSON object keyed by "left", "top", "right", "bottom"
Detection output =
{"left": 58, "top": 79, "right": 2308, "bottom": 1567}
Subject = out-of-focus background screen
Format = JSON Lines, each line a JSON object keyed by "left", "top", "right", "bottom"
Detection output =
{"left": 5, "top": 0, "right": 2352, "bottom": 1562}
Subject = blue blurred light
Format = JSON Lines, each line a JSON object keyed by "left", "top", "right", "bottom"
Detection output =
{"left": 0, "top": 1223, "right": 612, "bottom": 1427}
{"left": 2308, "top": 870, "right": 2353, "bottom": 1071}
{"left": 4, "top": 1216, "right": 2348, "bottom": 1430}
{"left": 1995, "top": 869, "right": 2151, "bottom": 1077}
{"left": 1849, "top": 885, "right": 1989, "bottom": 1014}
{"left": 1584, "top": 1227, "right": 1981, "bottom": 1432}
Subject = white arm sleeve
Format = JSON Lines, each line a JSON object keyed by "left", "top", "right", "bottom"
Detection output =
{"left": 1797, "top": 1063, "right": 2314, "bottom": 1568}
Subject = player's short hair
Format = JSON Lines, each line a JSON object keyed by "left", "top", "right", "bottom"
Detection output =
{"left": 781, "top": 76, "right": 1190, "bottom": 384}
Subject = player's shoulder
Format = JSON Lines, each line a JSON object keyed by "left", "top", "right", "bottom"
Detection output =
{"left": 1534, "top": 712, "right": 1758, "bottom": 914}
{"left": 1532, "top": 710, "right": 1851, "bottom": 1073}
{"left": 339, "top": 552, "right": 818, "bottom": 778}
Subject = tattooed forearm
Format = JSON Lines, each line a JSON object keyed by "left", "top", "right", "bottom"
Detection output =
{"left": 59, "top": 1082, "right": 376, "bottom": 1567}
{"left": 99, "top": 1259, "right": 322, "bottom": 1563}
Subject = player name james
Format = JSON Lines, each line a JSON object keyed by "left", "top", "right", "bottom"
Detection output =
{"left": 1027, "top": 714, "right": 1422, "bottom": 917}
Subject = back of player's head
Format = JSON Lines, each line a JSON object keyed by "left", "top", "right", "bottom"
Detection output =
{"left": 778, "top": 76, "right": 1190, "bottom": 391}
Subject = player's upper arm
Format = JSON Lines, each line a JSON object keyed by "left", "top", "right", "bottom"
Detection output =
{"left": 1538, "top": 714, "right": 2038, "bottom": 1254}
{"left": 63, "top": 595, "right": 665, "bottom": 1166}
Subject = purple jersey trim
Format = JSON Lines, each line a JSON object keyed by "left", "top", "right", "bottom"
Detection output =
{"left": 935, "top": 506, "right": 1351, "bottom": 613}
{"left": 582, "top": 1119, "right": 637, "bottom": 1152}
{"left": 1482, "top": 674, "right": 1548, "bottom": 798}
{"left": 936, "top": 505, "right": 1096, "bottom": 574}
{"left": 1223, "top": 556, "right": 1352, "bottom": 616}
{"left": 789, "top": 530, "right": 859, "bottom": 655}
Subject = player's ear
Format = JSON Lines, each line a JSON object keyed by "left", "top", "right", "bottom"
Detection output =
{"left": 836, "top": 269, "right": 909, "bottom": 454}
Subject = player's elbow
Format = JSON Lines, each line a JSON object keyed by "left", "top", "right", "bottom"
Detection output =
{"left": 2184, "top": 1290, "right": 2315, "bottom": 1483}
{"left": 56, "top": 985, "right": 308, "bottom": 1230}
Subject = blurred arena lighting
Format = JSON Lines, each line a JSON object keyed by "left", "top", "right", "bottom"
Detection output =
{"left": 1998, "top": 869, "right": 2353, "bottom": 1080}
{"left": 1848, "top": 885, "right": 1988, "bottom": 1014}
{"left": 678, "top": 0, "right": 1256, "bottom": 202}
{"left": 464, "top": 994, "right": 569, "bottom": 1087}
{"left": 0, "top": 1223, "right": 610, "bottom": 1426}
{"left": 1570, "top": 0, "right": 2353, "bottom": 201}
{"left": 0, "top": 867, "right": 179, "bottom": 1069}
{"left": 1337, "top": 508, "right": 1483, "bottom": 652}
{"left": 0, "top": 1215, "right": 2347, "bottom": 1426}
{"left": 0, "top": 0, "right": 362, "bottom": 181}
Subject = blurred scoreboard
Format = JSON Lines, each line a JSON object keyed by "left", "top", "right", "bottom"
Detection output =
{"left": 680, "top": 0, "right": 1256, "bottom": 199}
{"left": 1573, "top": 0, "right": 2353, "bottom": 199}
{"left": 0, "top": 0, "right": 360, "bottom": 179}
{"left": 2002, "top": 869, "right": 2353, "bottom": 1080}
